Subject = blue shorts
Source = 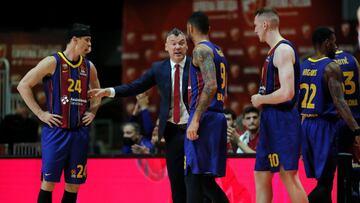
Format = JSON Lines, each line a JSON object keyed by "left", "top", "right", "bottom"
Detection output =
{"left": 41, "top": 126, "right": 90, "bottom": 184}
{"left": 185, "top": 111, "right": 227, "bottom": 177}
{"left": 302, "top": 117, "right": 338, "bottom": 179}
{"left": 255, "top": 107, "right": 301, "bottom": 172}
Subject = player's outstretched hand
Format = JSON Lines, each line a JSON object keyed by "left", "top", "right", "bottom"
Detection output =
{"left": 88, "top": 88, "right": 110, "bottom": 99}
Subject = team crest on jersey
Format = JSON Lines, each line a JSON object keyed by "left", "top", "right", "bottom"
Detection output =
{"left": 216, "top": 49, "right": 224, "bottom": 57}
{"left": 71, "top": 169, "right": 76, "bottom": 178}
{"left": 61, "top": 95, "right": 69, "bottom": 105}
{"left": 80, "top": 65, "right": 87, "bottom": 76}
{"left": 62, "top": 64, "right": 68, "bottom": 72}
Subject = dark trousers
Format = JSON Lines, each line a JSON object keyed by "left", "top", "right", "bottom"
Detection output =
{"left": 308, "top": 154, "right": 336, "bottom": 203}
{"left": 185, "top": 170, "right": 229, "bottom": 203}
{"left": 337, "top": 153, "right": 353, "bottom": 203}
{"left": 164, "top": 122, "right": 187, "bottom": 203}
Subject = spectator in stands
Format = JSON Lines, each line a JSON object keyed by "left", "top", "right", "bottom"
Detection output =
{"left": 134, "top": 118, "right": 166, "bottom": 155}
{"left": 224, "top": 108, "right": 241, "bottom": 153}
{"left": 236, "top": 106, "right": 260, "bottom": 154}
{"left": 150, "top": 119, "right": 166, "bottom": 154}
{"left": 121, "top": 122, "right": 154, "bottom": 154}
{"left": 129, "top": 92, "right": 154, "bottom": 139}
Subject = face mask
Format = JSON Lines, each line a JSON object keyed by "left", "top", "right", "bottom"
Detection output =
{"left": 123, "top": 137, "right": 135, "bottom": 146}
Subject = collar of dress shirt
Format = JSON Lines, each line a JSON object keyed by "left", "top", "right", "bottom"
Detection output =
{"left": 170, "top": 56, "right": 186, "bottom": 69}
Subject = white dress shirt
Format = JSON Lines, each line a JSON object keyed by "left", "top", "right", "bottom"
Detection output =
{"left": 108, "top": 57, "right": 189, "bottom": 125}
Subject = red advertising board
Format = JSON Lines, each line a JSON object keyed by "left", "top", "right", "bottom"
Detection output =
{"left": 0, "top": 158, "right": 337, "bottom": 203}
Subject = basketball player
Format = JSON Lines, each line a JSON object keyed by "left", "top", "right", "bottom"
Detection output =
{"left": 250, "top": 8, "right": 308, "bottom": 203}
{"left": 17, "top": 23, "right": 101, "bottom": 203}
{"left": 185, "top": 11, "right": 229, "bottom": 203}
{"left": 300, "top": 27, "right": 360, "bottom": 202}
{"left": 335, "top": 48, "right": 360, "bottom": 203}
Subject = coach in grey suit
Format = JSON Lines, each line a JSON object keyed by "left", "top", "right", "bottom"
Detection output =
{"left": 89, "top": 28, "right": 190, "bottom": 203}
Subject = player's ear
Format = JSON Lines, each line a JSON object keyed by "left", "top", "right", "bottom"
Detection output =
{"left": 262, "top": 20, "right": 268, "bottom": 30}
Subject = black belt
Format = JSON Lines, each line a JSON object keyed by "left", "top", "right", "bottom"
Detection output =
{"left": 167, "top": 122, "right": 187, "bottom": 130}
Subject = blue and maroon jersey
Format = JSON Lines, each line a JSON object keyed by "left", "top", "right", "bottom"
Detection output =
{"left": 259, "top": 40, "right": 300, "bottom": 109}
{"left": 43, "top": 52, "right": 90, "bottom": 129}
{"left": 299, "top": 57, "right": 337, "bottom": 118}
{"left": 335, "top": 50, "right": 360, "bottom": 119}
{"left": 189, "top": 41, "right": 228, "bottom": 113}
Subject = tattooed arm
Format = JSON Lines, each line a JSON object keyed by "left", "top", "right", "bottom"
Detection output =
{"left": 187, "top": 44, "right": 217, "bottom": 140}
{"left": 325, "top": 62, "right": 359, "bottom": 132}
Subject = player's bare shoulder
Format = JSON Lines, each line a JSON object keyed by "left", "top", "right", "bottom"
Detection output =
{"left": 273, "top": 43, "right": 295, "bottom": 66}
{"left": 192, "top": 43, "right": 213, "bottom": 67}
{"left": 35, "top": 55, "right": 57, "bottom": 75}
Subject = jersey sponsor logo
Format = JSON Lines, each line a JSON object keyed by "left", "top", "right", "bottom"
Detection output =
{"left": 334, "top": 56, "right": 349, "bottom": 65}
{"left": 70, "top": 97, "right": 87, "bottom": 106}
{"left": 346, "top": 99, "right": 358, "bottom": 106}
{"left": 259, "top": 85, "right": 266, "bottom": 94}
{"left": 61, "top": 95, "right": 69, "bottom": 105}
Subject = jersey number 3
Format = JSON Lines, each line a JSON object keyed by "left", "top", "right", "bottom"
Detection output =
{"left": 342, "top": 71, "right": 355, "bottom": 95}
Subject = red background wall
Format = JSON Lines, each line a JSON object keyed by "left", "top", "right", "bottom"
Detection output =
{"left": 122, "top": 0, "right": 354, "bottom": 115}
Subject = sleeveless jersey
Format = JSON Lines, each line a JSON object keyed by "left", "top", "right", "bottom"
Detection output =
{"left": 189, "top": 41, "right": 228, "bottom": 113}
{"left": 299, "top": 57, "right": 337, "bottom": 118}
{"left": 334, "top": 50, "right": 360, "bottom": 119}
{"left": 43, "top": 52, "right": 90, "bottom": 129}
{"left": 259, "top": 40, "right": 300, "bottom": 109}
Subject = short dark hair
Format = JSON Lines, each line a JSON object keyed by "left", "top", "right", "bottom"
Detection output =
{"left": 255, "top": 7, "right": 279, "bottom": 28}
{"left": 187, "top": 11, "right": 209, "bottom": 34}
{"left": 224, "top": 108, "right": 237, "bottom": 120}
{"left": 242, "top": 106, "right": 260, "bottom": 116}
{"left": 66, "top": 23, "right": 91, "bottom": 44}
{"left": 166, "top": 28, "right": 185, "bottom": 39}
{"left": 255, "top": 7, "right": 278, "bottom": 17}
{"left": 312, "top": 27, "right": 334, "bottom": 47}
